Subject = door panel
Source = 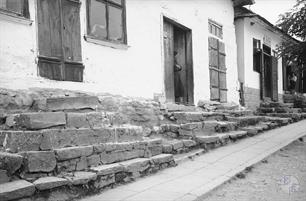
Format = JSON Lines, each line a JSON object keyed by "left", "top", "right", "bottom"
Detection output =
{"left": 271, "top": 56, "right": 278, "bottom": 101}
{"left": 163, "top": 21, "right": 175, "bottom": 102}
{"left": 37, "top": 0, "right": 62, "bottom": 58}
{"left": 62, "top": 0, "right": 82, "bottom": 62}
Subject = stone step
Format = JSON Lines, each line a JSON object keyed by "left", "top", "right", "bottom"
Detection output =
{"left": 262, "top": 113, "right": 306, "bottom": 121}
{"left": 225, "top": 116, "right": 264, "bottom": 127}
{"left": 5, "top": 139, "right": 163, "bottom": 179}
{"left": 219, "top": 110, "right": 254, "bottom": 117}
{"left": 0, "top": 180, "right": 35, "bottom": 201}
{"left": 240, "top": 124, "right": 267, "bottom": 136}
{"left": 160, "top": 120, "right": 237, "bottom": 138}
{"left": 34, "top": 96, "right": 99, "bottom": 112}
{"left": 263, "top": 116, "right": 291, "bottom": 125}
{"left": 170, "top": 111, "right": 225, "bottom": 123}
{"left": 5, "top": 111, "right": 108, "bottom": 130}
{"left": 161, "top": 139, "right": 197, "bottom": 154}
{"left": 1, "top": 125, "right": 143, "bottom": 153}
{"left": 0, "top": 154, "right": 175, "bottom": 201}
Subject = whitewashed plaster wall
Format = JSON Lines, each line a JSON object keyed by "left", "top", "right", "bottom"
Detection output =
{"left": 0, "top": 0, "right": 239, "bottom": 104}
{"left": 236, "top": 17, "right": 284, "bottom": 95}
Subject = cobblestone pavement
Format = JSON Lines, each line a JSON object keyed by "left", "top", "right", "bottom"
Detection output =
{"left": 199, "top": 138, "right": 306, "bottom": 201}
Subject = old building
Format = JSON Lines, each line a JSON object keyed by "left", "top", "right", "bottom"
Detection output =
{"left": 234, "top": 6, "right": 301, "bottom": 109}
{"left": 0, "top": 0, "right": 254, "bottom": 105}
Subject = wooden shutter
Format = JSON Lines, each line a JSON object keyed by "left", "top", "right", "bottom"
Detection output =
{"left": 209, "top": 37, "right": 227, "bottom": 102}
{"left": 163, "top": 21, "right": 175, "bottom": 102}
{"left": 271, "top": 56, "right": 278, "bottom": 101}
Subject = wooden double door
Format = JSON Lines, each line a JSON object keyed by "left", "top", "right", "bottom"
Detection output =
{"left": 163, "top": 19, "right": 194, "bottom": 105}
{"left": 37, "top": 0, "right": 83, "bottom": 82}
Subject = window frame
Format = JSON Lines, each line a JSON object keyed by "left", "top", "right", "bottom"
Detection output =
{"left": 86, "top": 0, "right": 127, "bottom": 44}
{"left": 0, "top": 0, "right": 30, "bottom": 19}
{"left": 208, "top": 19, "right": 223, "bottom": 39}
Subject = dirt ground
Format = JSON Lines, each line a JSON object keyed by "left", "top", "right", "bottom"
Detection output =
{"left": 199, "top": 137, "right": 306, "bottom": 201}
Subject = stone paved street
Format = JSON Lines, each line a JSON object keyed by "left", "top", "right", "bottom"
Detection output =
{"left": 79, "top": 119, "right": 306, "bottom": 201}
{"left": 200, "top": 137, "right": 306, "bottom": 201}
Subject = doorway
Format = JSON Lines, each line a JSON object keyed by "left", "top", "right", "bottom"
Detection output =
{"left": 261, "top": 45, "right": 278, "bottom": 101}
{"left": 163, "top": 18, "right": 194, "bottom": 105}
{"left": 37, "top": 0, "right": 83, "bottom": 82}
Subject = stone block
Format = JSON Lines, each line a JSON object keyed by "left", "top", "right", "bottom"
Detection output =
{"left": 241, "top": 127, "right": 259, "bottom": 136}
{"left": 3, "top": 131, "right": 42, "bottom": 153}
{"left": 171, "top": 141, "right": 184, "bottom": 150}
{"left": 66, "top": 113, "right": 89, "bottom": 128}
{"left": 42, "top": 128, "right": 116, "bottom": 149}
{"left": 43, "top": 96, "right": 99, "bottom": 111}
{"left": 0, "top": 152, "right": 23, "bottom": 174}
{"left": 120, "top": 158, "right": 151, "bottom": 174}
{"left": 0, "top": 170, "right": 10, "bottom": 184}
{"left": 195, "top": 136, "right": 219, "bottom": 144}
{"left": 178, "top": 129, "right": 193, "bottom": 136}
{"left": 100, "top": 150, "right": 142, "bottom": 164}
{"left": 173, "top": 112, "right": 204, "bottom": 123}
{"left": 25, "top": 151, "right": 56, "bottom": 173}
{"left": 182, "top": 140, "right": 197, "bottom": 148}
{"left": 145, "top": 146, "right": 162, "bottom": 157}
{"left": 94, "top": 174, "right": 115, "bottom": 189}
{"left": 33, "top": 177, "right": 69, "bottom": 190}
{"left": 87, "top": 154, "right": 101, "bottom": 167}
{"left": 180, "top": 122, "right": 201, "bottom": 131}
{"left": 202, "top": 121, "right": 218, "bottom": 132}
{"left": 228, "top": 131, "right": 247, "bottom": 140}
{"left": 162, "top": 144, "right": 173, "bottom": 153}
{"left": 91, "top": 163, "right": 124, "bottom": 176}
{"left": 150, "top": 154, "right": 174, "bottom": 164}
{"left": 0, "top": 180, "right": 35, "bottom": 201}
{"left": 146, "top": 139, "right": 162, "bottom": 147}
{"left": 76, "top": 156, "right": 88, "bottom": 171}
{"left": 115, "top": 126, "right": 143, "bottom": 142}
{"left": 86, "top": 112, "right": 104, "bottom": 128}
{"left": 66, "top": 171, "right": 97, "bottom": 185}
{"left": 16, "top": 112, "right": 66, "bottom": 130}
{"left": 55, "top": 146, "right": 93, "bottom": 161}
{"left": 57, "top": 159, "right": 78, "bottom": 172}
{"left": 216, "top": 133, "right": 230, "bottom": 144}
{"left": 93, "top": 144, "right": 106, "bottom": 153}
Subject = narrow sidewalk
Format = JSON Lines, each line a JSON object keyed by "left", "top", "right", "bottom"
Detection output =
{"left": 81, "top": 120, "right": 306, "bottom": 201}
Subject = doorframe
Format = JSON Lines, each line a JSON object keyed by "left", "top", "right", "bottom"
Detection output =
{"left": 162, "top": 15, "right": 194, "bottom": 105}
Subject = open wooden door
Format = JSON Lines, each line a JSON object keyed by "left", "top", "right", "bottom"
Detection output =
{"left": 271, "top": 56, "right": 278, "bottom": 101}
{"left": 163, "top": 18, "right": 194, "bottom": 105}
{"left": 163, "top": 20, "right": 175, "bottom": 102}
{"left": 37, "top": 0, "right": 83, "bottom": 82}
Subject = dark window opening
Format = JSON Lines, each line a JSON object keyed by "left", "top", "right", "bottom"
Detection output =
{"left": 253, "top": 38, "right": 261, "bottom": 73}
{"left": 0, "top": 0, "right": 29, "bottom": 18}
{"left": 209, "top": 20, "right": 223, "bottom": 39}
{"left": 87, "top": 0, "right": 127, "bottom": 44}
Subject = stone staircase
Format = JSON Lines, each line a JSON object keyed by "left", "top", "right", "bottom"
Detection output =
{"left": 0, "top": 94, "right": 305, "bottom": 201}
{"left": 0, "top": 96, "right": 175, "bottom": 201}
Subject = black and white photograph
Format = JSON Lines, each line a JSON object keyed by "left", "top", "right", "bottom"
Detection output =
{"left": 0, "top": 0, "right": 305, "bottom": 200}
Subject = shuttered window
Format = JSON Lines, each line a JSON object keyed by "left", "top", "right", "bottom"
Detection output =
{"left": 87, "top": 0, "right": 127, "bottom": 44}
{"left": 208, "top": 20, "right": 223, "bottom": 39}
{"left": 253, "top": 38, "right": 261, "bottom": 73}
{"left": 0, "top": 0, "right": 29, "bottom": 18}
{"left": 209, "top": 37, "right": 227, "bottom": 102}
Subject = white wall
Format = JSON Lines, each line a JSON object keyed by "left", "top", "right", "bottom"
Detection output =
{"left": 236, "top": 17, "right": 284, "bottom": 95}
{"left": 0, "top": 0, "right": 239, "bottom": 104}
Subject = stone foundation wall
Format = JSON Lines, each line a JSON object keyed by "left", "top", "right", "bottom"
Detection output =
{"left": 244, "top": 87, "right": 261, "bottom": 111}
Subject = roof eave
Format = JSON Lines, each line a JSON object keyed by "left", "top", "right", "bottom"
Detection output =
{"left": 233, "top": 0, "right": 255, "bottom": 7}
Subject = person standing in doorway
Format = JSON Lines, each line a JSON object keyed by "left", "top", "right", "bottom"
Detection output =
{"left": 289, "top": 72, "right": 297, "bottom": 94}
{"left": 174, "top": 51, "right": 184, "bottom": 103}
